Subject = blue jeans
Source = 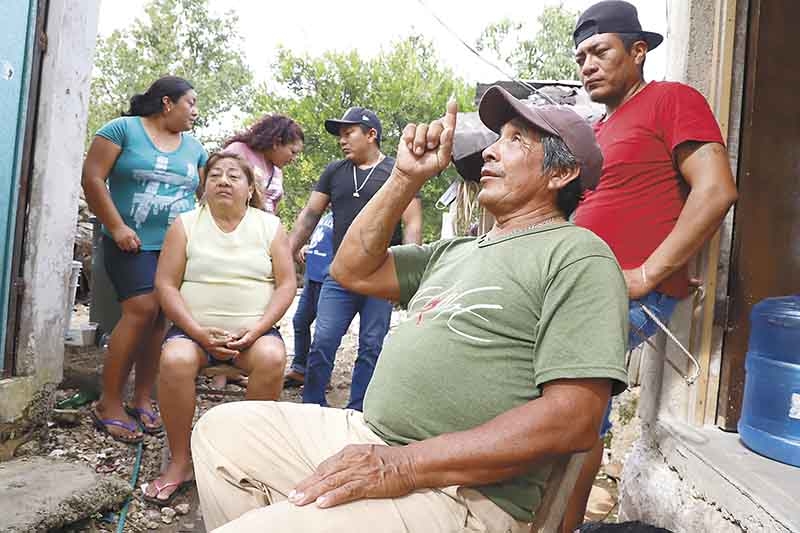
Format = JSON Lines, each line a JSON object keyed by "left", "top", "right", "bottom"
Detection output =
{"left": 600, "top": 291, "right": 679, "bottom": 436}
{"left": 302, "top": 275, "right": 393, "bottom": 411}
{"left": 290, "top": 279, "right": 323, "bottom": 375}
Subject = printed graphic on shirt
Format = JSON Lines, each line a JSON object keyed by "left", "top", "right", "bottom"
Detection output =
{"left": 308, "top": 220, "right": 328, "bottom": 249}
{"left": 308, "top": 213, "right": 334, "bottom": 254}
{"left": 308, "top": 228, "right": 325, "bottom": 253}
{"left": 129, "top": 158, "right": 197, "bottom": 228}
{"left": 406, "top": 282, "right": 503, "bottom": 343}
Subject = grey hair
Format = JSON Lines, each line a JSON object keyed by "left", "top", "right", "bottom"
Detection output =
{"left": 541, "top": 133, "right": 584, "bottom": 217}
{"left": 542, "top": 134, "right": 579, "bottom": 177}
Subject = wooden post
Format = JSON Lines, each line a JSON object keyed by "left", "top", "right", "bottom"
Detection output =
{"left": 692, "top": 0, "right": 738, "bottom": 426}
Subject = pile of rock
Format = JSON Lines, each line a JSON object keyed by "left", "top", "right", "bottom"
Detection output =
{"left": 129, "top": 502, "right": 192, "bottom": 530}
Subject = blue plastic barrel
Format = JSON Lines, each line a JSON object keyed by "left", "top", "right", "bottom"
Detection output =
{"left": 738, "top": 295, "right": 800, "bottom": 467}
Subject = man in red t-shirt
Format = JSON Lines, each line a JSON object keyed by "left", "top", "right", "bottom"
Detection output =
{"left": 564, "top": 1, "right": 738, "bottom": 530}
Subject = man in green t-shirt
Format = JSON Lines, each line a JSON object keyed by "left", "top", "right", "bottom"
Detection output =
{"left": 191, "top": 86, "right": 629, "bottom": 533}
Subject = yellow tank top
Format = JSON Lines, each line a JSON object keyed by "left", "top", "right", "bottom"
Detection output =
{"left": 179, "top": 205, "right": 280, "bottom": 332}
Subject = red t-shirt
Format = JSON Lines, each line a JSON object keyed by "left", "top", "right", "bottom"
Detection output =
{"left": 573, "top": 81, "right": 724, "bottom": 298}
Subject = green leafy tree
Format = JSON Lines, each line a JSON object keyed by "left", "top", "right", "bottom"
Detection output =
{"left": 252, "top": 35, "right": 476, "bottom": 242}
{"left": 87, "top": 0, "right": 253, "bottom": 146}
{"left": 477, "top": 4, "right": 580, "bottom": 80}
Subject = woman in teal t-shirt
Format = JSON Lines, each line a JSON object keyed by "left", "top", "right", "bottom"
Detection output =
{"left": 81, "top": 76, "right": 208, "bottom": 443}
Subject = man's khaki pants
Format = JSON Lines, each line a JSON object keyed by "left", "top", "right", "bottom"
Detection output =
{"left": 191, "top": 401, "right": 530, "bottom": 532}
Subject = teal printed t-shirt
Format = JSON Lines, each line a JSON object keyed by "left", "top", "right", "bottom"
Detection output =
{"left": 96, "top": 116, "right": 208, "bottom": 250}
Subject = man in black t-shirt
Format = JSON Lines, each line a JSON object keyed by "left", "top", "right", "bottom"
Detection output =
{"left": 288, "top": 107, "right": 423, "bottom": 410}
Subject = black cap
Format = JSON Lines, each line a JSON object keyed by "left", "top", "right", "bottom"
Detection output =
{"left": 573, "top": 1, "right": 663, "bottom": 51}
{"left": 325, "top": 107, "right": 382, "bottom": 144}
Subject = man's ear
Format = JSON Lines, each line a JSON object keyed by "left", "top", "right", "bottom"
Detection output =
{"left": 547, "top": 165, "right": 581, "bottom": 191}
{"left": 632, "top": 40, "right": 648, "bottom": 69}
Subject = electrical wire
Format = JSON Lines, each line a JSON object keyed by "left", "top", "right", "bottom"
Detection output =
{"left": 415, "top": 0, "right": 558, "bottom": 104}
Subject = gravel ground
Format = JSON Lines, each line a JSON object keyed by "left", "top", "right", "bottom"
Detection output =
{"left": 18, "top": 296, "right": 402, "bottom": 532}
{"left": 20, "top": 297, "right": 619, "bottom": 531}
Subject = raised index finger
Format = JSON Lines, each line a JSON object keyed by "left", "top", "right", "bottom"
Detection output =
{"left": 442, "top": 98, "right": 458, "bottom": 132}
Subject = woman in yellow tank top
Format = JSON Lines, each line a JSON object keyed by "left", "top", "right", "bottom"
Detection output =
{"left": 142, "top": 152, "right": 297, "bottom": 505}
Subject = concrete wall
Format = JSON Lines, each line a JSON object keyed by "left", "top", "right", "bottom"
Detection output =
{"left": 657, "top": 0, "right": 722, "bottom": 428}
{"left": 630, "top": 0, "right": 739, "bottom": 431}
{"left": 0, "top": 2, "right": 99, "bottom": 452}
{"left": 620, "top": 430, "right": 743, "bottom": 533}
{"left": 660, "top": 0, "right": 743, "bottom": 429}
{"left": 620, "top": 1, "right": 799, "bottom": 531}
{"left": 619, "top": 422, "right": 793, "bottom": 533}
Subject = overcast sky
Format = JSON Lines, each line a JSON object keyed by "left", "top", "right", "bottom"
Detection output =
{"left": 97, "top": 0, "right": 669, "bottom": 84}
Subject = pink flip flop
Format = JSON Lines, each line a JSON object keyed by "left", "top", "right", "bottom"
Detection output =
{"left": 141, "top": 477, "right": 194, "bottom": 506}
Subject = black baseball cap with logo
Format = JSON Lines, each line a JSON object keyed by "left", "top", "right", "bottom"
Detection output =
{"left": 325, "top": 107, "right": 383, "bottom": 144}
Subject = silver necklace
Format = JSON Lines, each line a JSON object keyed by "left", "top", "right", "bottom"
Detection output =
{"left": 485, "top": 216, "right": 564, "bottom": 241}
{"left": 352, "top": 154, "right": 384, "bottom": 198}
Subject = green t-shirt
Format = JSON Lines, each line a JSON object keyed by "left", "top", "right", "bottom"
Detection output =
{"left": 362, "top": 223, "right": 629, "bottom": 522}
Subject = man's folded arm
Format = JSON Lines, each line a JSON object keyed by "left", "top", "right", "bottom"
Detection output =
{"left": 405, "top": 377, "right": 612, "bottom": 489}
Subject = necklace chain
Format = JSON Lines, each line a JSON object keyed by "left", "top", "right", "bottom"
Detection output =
{"left": 352, "top": 154, "right": 384, "bottom": 198}
{"left": 485, "top": 216, "right": 564, "bottom": 241}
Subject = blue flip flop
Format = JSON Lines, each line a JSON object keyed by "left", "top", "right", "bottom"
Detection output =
{"left": 124, "top": 404, "right": 164, "bottom": 435}
{"left": 89, "top": 405, "right": 143, "bottom": 444}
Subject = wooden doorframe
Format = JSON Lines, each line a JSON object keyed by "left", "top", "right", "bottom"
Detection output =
{"left": 718, "top": 0, "right": 800, "bottom": 429}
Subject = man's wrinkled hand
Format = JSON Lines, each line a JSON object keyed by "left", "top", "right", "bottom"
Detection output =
{"left": 288, "top": 444, "right": 417, "bottom": 509}
{"left": 394, "top": 99, "right": 458, "bottom": 185}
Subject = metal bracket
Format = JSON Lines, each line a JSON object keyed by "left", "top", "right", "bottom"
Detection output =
{"left": 640, "top": 303, "right": 701, "bottom": 385}
{"left": 12, "top": 277, "right": 25, "bottom": 294}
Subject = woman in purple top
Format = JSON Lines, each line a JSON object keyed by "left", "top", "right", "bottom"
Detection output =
{"left": 222, "top": 114, "right": 304, "bottom": 215}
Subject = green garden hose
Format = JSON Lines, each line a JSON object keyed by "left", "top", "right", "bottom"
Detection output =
{"left": 116, "top": 439, "right": 144, "bottom": 533}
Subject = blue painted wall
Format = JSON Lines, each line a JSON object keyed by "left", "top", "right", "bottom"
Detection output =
{"left": 0, "top": 0, "right": 37, "bottom": 372}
